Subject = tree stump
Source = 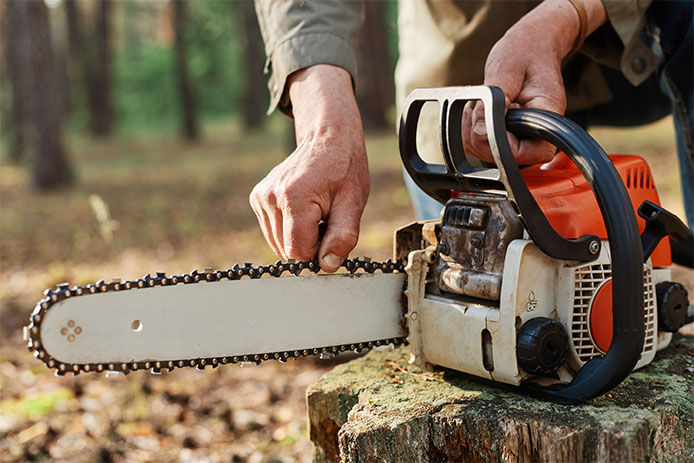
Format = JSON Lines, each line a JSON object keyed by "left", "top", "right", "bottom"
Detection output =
{"left": 307, "top": 335, "right": 693, "bottom": 463}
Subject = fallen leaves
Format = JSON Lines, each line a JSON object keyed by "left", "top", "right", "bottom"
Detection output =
{"left": 0, "top": 341, "right": 332, "bottom": 462}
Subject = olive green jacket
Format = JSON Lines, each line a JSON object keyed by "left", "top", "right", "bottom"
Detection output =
{"left": 254, "top": 0, "right": 657, "bottom": 116}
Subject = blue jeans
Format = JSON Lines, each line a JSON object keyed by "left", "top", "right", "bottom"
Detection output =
{"left": 651, "top": 0, "right": 694, "bottom": 233}
{"left": 407, "top": 2, "right": 694, "bottom": 236}
{"left": 403, "top": 167, "right": 444, "bottom": 221}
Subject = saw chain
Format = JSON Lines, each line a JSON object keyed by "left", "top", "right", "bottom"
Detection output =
{"left": 25, "top": 257, "right": 407, "bottom": 377}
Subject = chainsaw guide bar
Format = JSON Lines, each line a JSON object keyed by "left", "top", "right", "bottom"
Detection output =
{"left": 25, "top": 258, "right": 408, "bottom": 377}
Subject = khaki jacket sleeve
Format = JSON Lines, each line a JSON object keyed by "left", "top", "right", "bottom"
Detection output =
{"left": 254, "top": 0, "right": 364, "bottom": 116}
{"left": 581, "top": 0, "right": 658, "bottom": 86}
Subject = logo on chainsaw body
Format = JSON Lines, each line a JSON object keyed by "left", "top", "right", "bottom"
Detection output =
{"left": 525, "top": 291, "right": 538, "bottom": 311}
{"left": 60, "top": 320, "right": 82, "bottom": 342}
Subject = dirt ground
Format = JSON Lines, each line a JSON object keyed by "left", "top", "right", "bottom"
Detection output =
{"left": 1, "top": 116, "right": 692, "bottom": 462}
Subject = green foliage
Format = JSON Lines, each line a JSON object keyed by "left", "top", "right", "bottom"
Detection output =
{"left": 187, "top": 0, "right": 246, "bottom": 118}
{"left": 115, "top": 43, "right": 178, "bottom": 131}
{"left": 98, "top": 1, "right": 250, "bottom": 133}
{"left": 1, "top": 387, "right": 74, "bottom": 420}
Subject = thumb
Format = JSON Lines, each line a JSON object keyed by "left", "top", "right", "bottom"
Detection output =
{"left": 318, "top": 193, "right": 362, "bottom": 272}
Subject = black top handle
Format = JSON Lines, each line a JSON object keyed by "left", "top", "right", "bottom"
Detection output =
{"left": 399, "top": 86, "right": 601, "bottom": 263}
{"left": 399, "top": 86, "right": 644, "bottom": 403}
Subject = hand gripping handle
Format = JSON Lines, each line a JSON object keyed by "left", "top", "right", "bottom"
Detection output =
{"left": 399, "top": 86, "right": 644, "bottom": 403}
{"left": 399, "top": 86, "right": 600, "bottom": 263}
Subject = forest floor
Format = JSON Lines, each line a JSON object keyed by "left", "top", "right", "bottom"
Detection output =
{"left": 1, "top": 116, "right": 692, "bottom": 462}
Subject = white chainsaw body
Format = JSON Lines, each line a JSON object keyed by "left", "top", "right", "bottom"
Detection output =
{"left": 404, "top": 239, "right": 672, "bottom": 386}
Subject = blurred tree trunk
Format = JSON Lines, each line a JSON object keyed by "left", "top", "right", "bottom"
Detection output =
{"left": 55, "top": 40, "right": 72, "bottom": 118}
{"left": 240, "top": 0, "right": 264, "bottom": 129}
{"left": 64, "top": 0, "right": 90, "bottom": 103}
{"left": 172, "top": 0, "right": 199, "bottom": 140}
{"left": 356, "top": 1, "right": 394, "bottom": 131}
{"left": 13, "top": 0, "right": 73, "bottom": 190}
{"left": 65, "top": 0, "right": 100, "bottom": 134}
{"left": 90, "top": 0, "right": 114, "bottom": 136}
{"left": 64, "top": 0, "right": 84, "bottom": 60}
{"left": 5, "top": 0, "right": 28, "bottom": 162}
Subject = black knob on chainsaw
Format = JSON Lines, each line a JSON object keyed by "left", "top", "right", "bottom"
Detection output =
{"left": 656, "top": 282, "right": 690, "bottom": 332}
{"left": 516, "top": 317, "right": 569, "bottom": 376}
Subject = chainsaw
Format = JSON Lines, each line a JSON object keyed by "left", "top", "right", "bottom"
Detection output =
{"left": 25, "top": 86, "right": 693, "bottom": 404}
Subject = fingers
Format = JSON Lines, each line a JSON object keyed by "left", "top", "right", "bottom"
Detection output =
{"left": 517, "top": 139, "right": 556, "bottom": 165}
{"left": 249, "top": 186, "right": 283, "bottom": 258}
{"left": 474, "top": 30, "right": 567, "bottom": 166}
{"left": 462, "top": 103, "right": 493, "bottom": 164}
{"left": 470, "top": 100, "right": 493, "bottom": 161}
{"left": 462, "top": 100, "right": 521, "bottom": 165}
{"left": 250, "top": 182, "right": 325, "bottom": 261}
{"left": 252, "top": 186, "right": 361, "bottom": 272}
{"left": 513, "top": 95, "right": 564, "bottom": 165}
{"left": 318, "top": 191, "right": 362, "bottom": 273}
{"left": 282, "top": 201, "right": 322, "bottom": 261}
{"left": 462, "top": 83, "right": 563, "bottom": 166}
{"left": 248, "top": 77, "right": 368, "bottom": 269}
{"left": 260, "top": 208, "right": 283, "bottom": 258}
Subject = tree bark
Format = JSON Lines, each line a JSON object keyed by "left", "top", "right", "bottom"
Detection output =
{"left": 356, "top": 2, "right": 394, "bottom": 131}
{"left": 90, "top": 0, "right": 114, "bottom": 136}
{"left": 172, "top": 0, "right": 199, "bottom": 140}
{"left": 240, "top": 0, "right": 265, "bottom": 130}
{"left": 63, "top": 0, "right": 88, "bottom": 116}
{"left": 308, "top": 336, "right": 694, "bottom": 463}
{"left": 64, "top": 0, "right": 83, "bottom": 61}
{"left": 64, "top": 0, "right": 103, "bottom": 136}
{"left": 4, "top": 0, "right": 28, "bottom": 162}
{"left": 13, "top": 0, "right": 73, "bottom": 190}
{"left": 54, "top": 37, "right": 72, "bottom": 119}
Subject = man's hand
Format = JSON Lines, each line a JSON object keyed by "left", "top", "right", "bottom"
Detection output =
{"left": 249, "top": 65, "right": 369, "bottom": 272}
{"left": 463, "top": 0, "right": 607, "bottom": 165}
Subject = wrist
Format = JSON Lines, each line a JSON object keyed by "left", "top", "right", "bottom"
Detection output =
{"left": 288, "top": 65, "right": 358, "bottom": 121}
{"left": 288, "top": 64, "right": 363, "bottom": 145}
{"left": 519, "top": 0, "right": 607, "bottom": 59}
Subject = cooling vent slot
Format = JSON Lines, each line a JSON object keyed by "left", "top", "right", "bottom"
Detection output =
{"left": 625, "top": 167, "right": 655, "bottom": 190}
{"left": 570, "top": 264, "right": 655, "bottom": 363}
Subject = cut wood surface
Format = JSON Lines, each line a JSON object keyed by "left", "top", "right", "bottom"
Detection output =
{"left": 308, "top": 335, "right": 693, "bottom": 463}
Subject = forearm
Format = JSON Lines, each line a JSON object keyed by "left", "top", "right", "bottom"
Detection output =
{"left": 288, "top": 64, "right": 361, "bottom": 145}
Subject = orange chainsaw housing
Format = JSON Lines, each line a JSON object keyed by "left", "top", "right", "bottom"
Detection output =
{"left": 520, "top": 153, "right": 671, "bottom": 268}
{"left": 520, "top": 153, "right": 670, "bottom": 353}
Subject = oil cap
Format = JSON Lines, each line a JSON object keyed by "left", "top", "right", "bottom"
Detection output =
{"left": 656, "top": 282, "right": 689, "bottom": 332}
{"left": 516, "top": 317, "right": 569, "bottom": 376}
